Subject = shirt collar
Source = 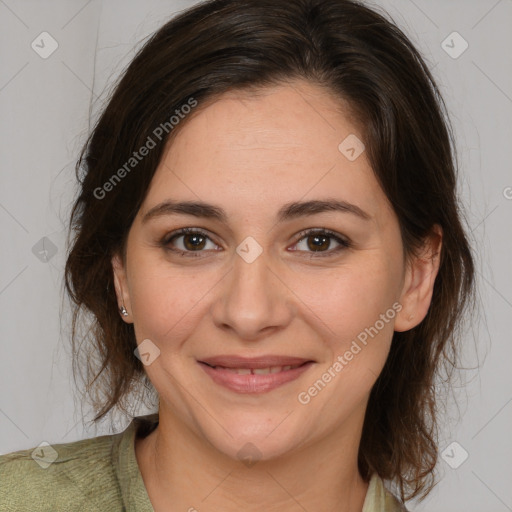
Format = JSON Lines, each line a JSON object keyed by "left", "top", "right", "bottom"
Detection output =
{"left": 362, "top": 473, "right": 408, "bottom": 511}
{"left": 113, "top": 413, "right": 159, "bottom": 512}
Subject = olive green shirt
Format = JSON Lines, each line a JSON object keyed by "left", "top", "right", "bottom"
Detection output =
{"left": 0, "top": 413, "right": 407, "bottom": 511}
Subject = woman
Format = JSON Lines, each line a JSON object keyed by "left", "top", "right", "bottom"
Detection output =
{"left": 0, "top": 0, "right": 475, "bottom": 510}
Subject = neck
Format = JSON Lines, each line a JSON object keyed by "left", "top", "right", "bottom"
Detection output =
{"left": 135, "top": 408, "right": 369, "bottom": 512}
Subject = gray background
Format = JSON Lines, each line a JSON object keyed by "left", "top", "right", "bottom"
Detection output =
{"left": 0, "top": 0, "right": 511, "bottom": 510}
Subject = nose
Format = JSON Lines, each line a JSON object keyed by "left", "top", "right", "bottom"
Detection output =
{"left": 210, "top": 247, "right": 294, "bottom": 341}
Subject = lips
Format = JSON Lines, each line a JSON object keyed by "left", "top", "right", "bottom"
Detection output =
{"left": 197, "top": 355, "right": 314, "bottom": 393}
{"left": 208, "top": 364, "right": 303, "bottom": 375}
{"left": 199, "top": 355, "right": 311, "bottom": 369}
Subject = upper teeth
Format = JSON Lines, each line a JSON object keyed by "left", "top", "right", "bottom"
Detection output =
{"left": 217, "top": 364, "right": 301, "bottom": 375}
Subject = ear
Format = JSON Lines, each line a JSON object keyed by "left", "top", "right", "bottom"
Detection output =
{"left": 394, "top": 225, "right": 442, "bottom": 332}
{"left": 111, "top": 252, "right": 133, "bottom": 323}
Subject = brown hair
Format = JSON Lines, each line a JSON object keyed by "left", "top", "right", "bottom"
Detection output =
{"left": 64, "top": 0, "right": 475, "bottom": 502}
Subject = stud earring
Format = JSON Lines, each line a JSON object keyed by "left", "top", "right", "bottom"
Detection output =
{"left": 119, "top": 305, "right": 129, "bottom": 317}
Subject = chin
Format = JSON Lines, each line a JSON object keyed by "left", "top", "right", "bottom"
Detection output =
{"left": 194, "top": 409, "right": 312, "bottom": 464}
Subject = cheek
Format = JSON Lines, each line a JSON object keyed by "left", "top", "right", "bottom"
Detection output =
{"left": 127, "top": 258, "right": 216, "bottom": 347}
{"left": 293, "top": 258, "right": 401, "bottom": 344}
{"left": 291, "top": 262, "right": 401, "bottom": 420}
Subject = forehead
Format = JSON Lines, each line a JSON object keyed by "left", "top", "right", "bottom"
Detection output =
{"left": 143, "top": 81, "right": 390, "bottom": 221}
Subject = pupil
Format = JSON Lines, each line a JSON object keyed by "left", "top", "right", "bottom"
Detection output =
{"left": 309, "top": 235, "right": 328, "bottom": 251}
{"left": 185, "top": 234, "right": 205, "bottom": 250}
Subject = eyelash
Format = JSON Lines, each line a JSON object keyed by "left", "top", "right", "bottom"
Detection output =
{"left": 160, "top": 227, "right": 351, "bottom": 258}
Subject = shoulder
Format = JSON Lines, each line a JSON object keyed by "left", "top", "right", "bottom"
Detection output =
{"left": 0, "top": 430, "right": 124, "bottom": 512}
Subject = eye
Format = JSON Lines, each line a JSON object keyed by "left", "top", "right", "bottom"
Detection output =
{"left": 289, "top": 228, "right": 351, "bottom": 257}
{"left": 161, "top": 228, "right": 220, "bottom": 257}
{"left": 160, "top": 227, "right": 351, "bottom": 258}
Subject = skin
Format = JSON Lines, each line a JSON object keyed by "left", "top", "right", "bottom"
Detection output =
{"left": 112, "top": 80, "right": 442, "bottom": 512}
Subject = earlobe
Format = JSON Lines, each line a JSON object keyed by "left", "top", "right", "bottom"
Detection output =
{"left": 394, "top": 225, "right": 442, "bottom": 332}
{"left": 111, "top": 253, "right": 133, "bottom": 322}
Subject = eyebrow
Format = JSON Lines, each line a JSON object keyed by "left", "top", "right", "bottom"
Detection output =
{"left": 141, "top": 198, "right": 371, "bottom": 224}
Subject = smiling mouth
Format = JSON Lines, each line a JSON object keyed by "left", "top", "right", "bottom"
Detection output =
{"left": 197, "top": 357, "right": 314, "bottom": 393}
{"left": 201, "top": 363, "right": 305, "bottom": 375}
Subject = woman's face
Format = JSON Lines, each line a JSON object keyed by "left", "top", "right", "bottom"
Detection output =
{"left": 113, "top": 80, "right": 434, "bottom": 461}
